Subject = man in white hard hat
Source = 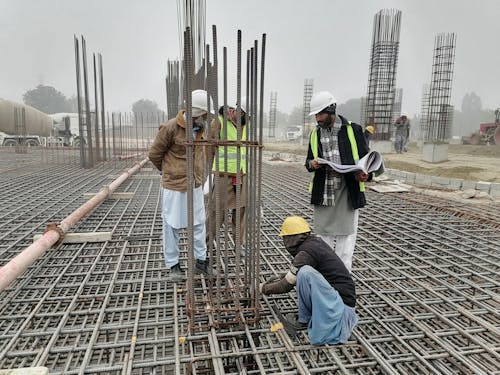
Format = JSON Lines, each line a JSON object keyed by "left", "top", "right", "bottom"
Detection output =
{"left": 149, "top": 89, "right": 214, "bottom": 282}
{"left": 206, "top": 98, "right": 248, "bottom": 254}
{"left": 305, "top": 91, "right": 371, "bottom": 273}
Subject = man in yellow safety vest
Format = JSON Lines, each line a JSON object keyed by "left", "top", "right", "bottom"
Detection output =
{"left": 206, "top": 100, "right": 248, "bottom": 253}
{"left": 305, "top": 91, "right": 371, "bottom": 273}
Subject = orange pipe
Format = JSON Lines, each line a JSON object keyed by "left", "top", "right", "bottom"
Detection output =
{"left": 0, "top": 157, "right": 149, "bottom": 292}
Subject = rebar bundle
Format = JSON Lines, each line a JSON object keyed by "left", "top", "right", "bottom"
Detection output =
{"left": 364, "top": 9, "right": 402, "bottom": 140}
{"left": 421, "top": 33, "right": 457, "bottom": 143}
{"left": 166, "top": 60, "right": 181, "bottom": 119}
{"left": 74, "top": 36, "right": 106, "bottom": 168}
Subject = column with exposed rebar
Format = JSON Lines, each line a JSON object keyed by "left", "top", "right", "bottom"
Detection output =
{"left": 302, "top": 78, "right": 313, "bottom": 144}
{"left": 268, "top": 91, "right": 277, "bottom": 138}
{"left": 364, "top": 9, "right": 402, "bottom": 141}
{"left": 422, "top": 33, "right": 456, "bottom": 143}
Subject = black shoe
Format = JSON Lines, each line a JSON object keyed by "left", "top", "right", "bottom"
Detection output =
{"left": 195, "top": 259, "right": 212, "bottom": 276}
{"left": 167, "top": 263, "right": 183, "bottom": 282}
{"left": 271, "top": 304, "right": 307, "bottom": 336}
{"left": 282, "top": 314, "right": 308, "bottom": 335}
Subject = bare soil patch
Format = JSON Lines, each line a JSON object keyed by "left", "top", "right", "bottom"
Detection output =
{"left": 264, "top": 141, "right": 500, "bottom": 183}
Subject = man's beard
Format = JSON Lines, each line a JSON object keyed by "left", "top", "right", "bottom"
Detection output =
{"left": 318, "top": 114, "right": 333, "bottom": 128}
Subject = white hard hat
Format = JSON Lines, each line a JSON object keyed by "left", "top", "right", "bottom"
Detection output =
{"left": 308, "top": 91, "right": 337, "bottom": 116}
{"left": 191, "top": 89, "right": 214, "bottom": 117}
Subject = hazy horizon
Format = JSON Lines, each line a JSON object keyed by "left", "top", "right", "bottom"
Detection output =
{"left": 1, "top": 0, "right": 498, "bottom": 116}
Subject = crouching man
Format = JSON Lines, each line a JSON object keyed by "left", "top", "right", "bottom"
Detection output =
{"left": 260, "top": 216, "right": 358, "bottom": 345}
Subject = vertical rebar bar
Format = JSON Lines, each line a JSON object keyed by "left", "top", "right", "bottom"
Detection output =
{"left": 81, "top": 36, "right": 94, "bottom": 167}
{"left": 99, "top": 54, "right": 106, "bottom": 161}
{"left": 74, "top": 36, "right": 86, "bottom": 167}
{"left": 92, "top": 53, "right": 100, "bottom": 162}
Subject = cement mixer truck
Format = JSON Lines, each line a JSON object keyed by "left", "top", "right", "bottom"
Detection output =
{"left": 0, "top": 99, "right": 53, "bottom": 146}
{"left": 0, "top": 100, "right": 86, "bottom": 147}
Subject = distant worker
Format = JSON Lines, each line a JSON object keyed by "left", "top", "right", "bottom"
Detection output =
{"left": 305, "top": 91, "right": 371, "bottom": 272}
{"left": 394, "top": 115, "right": 410, "bottom": 153}
{"left": 364, "top": 125, "right": 375, "bottom": 146}
{"left": 149, "top": 89, "right": 214, "bottom": 281}
{"left": 206, "top": 99, "right": 248, "bottom": 253}
{"left": 260, "top": 216, "right": 358, "bottom": 345}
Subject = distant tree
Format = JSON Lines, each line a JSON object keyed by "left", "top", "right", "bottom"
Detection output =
{"left": 66, "top": 95, "right": 79, "bottom": 112}
{"left": 22, "top": 85, "right": 71, "bottom": 114}
{"left": 132, "top": 99, "right": 162, "bottom": 114}
{"left": 461, "top": 92, "right": 482, "bottom": 113}
{"left": 451, "top": 93, "right": 496, "bottom": 137}
{"left": 275, "top": 109, "right": 290, "bottom": 128}
{"left": 287, "top": 106, "right": 304, "bottom": 127}
{"left": 337, "top": 98, "right": 362, "bottom": 123}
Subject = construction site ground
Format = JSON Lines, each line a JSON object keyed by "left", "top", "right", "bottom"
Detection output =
{"left": 0, "top": 146, "right": 499, "bottom": 374}
{"left": 265, "top": 142, "right": 500, "bottom": 183}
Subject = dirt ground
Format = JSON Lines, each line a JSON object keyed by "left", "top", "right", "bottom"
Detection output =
{"left": 264, "top": 141, "right": 500, "bottom": 183}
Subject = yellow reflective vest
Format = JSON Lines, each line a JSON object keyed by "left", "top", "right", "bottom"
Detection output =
{"left": 309, "top": 122, "right": 365, "bottom": 192}
{"left": 212, "top": 115, "right": 247, "bottom": 174}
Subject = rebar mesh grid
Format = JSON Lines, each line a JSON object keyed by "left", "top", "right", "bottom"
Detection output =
{"left": 1, "top": 157, "right": 499, "bottom": 374}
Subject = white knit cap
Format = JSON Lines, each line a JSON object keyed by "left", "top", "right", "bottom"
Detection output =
{"left": 191, "top": 107, "right": 206, "bottom": 117}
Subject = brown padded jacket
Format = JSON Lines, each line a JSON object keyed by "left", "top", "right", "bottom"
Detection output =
{"left": 148, "top": 110, "right": 206, "bottom": 191}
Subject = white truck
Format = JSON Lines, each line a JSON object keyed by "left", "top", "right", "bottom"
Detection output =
{"left": 49, "top": 113, "right": 85, "bottom": 146}
{"left": 286, "top": 126, "right": 303, "bottom": 141}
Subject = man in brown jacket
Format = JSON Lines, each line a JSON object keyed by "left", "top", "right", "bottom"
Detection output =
{"left": 149, "top": 89, "right": 213, "bottom": 282}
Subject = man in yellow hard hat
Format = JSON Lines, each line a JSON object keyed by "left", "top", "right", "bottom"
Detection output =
{"left": 260, "top": 216, "right": 358, "bottom": 345}
{"left": 364, "top": 125, "right": 375, "bottom": 146}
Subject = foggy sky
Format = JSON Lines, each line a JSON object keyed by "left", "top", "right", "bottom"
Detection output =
{"left": 1, "top": 0, "right": 499, "bottom": 117}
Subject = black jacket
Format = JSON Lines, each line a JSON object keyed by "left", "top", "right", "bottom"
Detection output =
{"left": 305, "top": 115, "right": 370, "bottom": 209}
{"left": 261, "top": 234, "right": 357, "bottom": 307}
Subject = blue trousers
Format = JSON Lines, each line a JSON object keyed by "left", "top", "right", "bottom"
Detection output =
{"left": 297, "top": 265, "right": 358, "bottom": 345}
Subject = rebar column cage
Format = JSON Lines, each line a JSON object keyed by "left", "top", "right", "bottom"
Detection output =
{"left": 180, "top": 26, "right": 266, "bottom": 335}
{"left": 421, "top": 33, "right": 457, "bottom": 143}
{"left": 392, "top": 88, "right": 403, "bottom": 124}
{"left": 268, "top": 91, "right": 277, "bottom": 138}
{"left": 419, "top": 83, "right": 430, "bottom": 141}
{"left": 364, "top": 9, "right": 402, "bottom": 141}
{"left": 302, "top": 78, "right": 314, "bottom": 141}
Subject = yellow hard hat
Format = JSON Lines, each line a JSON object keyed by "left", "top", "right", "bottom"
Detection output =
{"left": 366, "top": 125, "right": 375, "bottom": 134}
{"left": 279, "top": 216, "right": 311, "bottom": 236}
